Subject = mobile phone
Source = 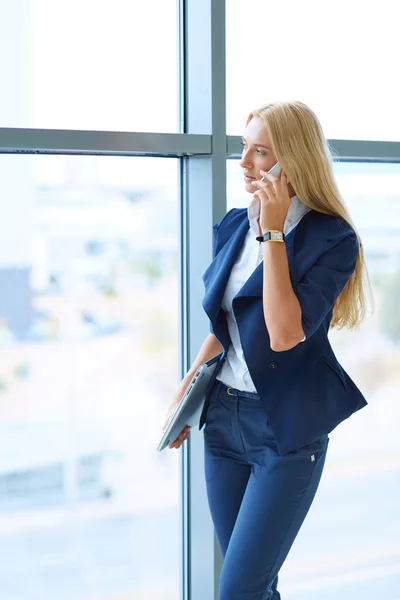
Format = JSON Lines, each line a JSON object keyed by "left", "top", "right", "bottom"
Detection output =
{"left": 266, "top": 162, "right": 282, "bottom": 178}
{"left": 261, "top": 162, "right": 289, "bottom": 183}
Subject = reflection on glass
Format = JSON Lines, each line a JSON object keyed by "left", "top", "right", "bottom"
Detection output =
{"left": 0, "top": 155, "right": 180, "bottom": 600}
{"left": 227, "top": 159, "right": 400, "bottom": 599}
{"left": 1, "top": 0, "right": 178, "bottom": 131}
{"left": 226, "top": 0, "right": 399, "bottom": 141}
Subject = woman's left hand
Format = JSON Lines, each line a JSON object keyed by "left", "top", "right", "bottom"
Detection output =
{"left": 252, "top": 169, "right": 291, "bottom": 233}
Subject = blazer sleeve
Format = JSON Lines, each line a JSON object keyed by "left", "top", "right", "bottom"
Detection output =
{"left": 294, "top": 228, "right": 359, "bottom": 339}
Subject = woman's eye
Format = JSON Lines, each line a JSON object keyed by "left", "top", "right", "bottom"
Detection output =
{"left": 240, "top": 141, "right": 264, "bottom": 155}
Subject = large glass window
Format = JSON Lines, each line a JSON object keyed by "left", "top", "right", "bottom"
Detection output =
{"left": 227, "top": 159, "right": 400, "bottom": 598}
{"left": 0, "top": 0, "right": 179, "bottom": 132}
{"left": 0, "top": 154, "right": 180, "bottom": 600}
{"left": 226, "top": 0, "right": 399, "bottom": 141}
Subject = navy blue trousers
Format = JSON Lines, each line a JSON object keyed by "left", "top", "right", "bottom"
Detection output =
{"left": 203, "top": 379, "right": 329, "bottom": 600}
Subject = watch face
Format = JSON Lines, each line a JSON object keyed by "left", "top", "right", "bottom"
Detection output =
{"left": 270, "top": 231, "right": 283, "bottom": 240}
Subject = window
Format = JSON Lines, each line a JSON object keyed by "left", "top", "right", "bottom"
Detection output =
{"left": 226, "top": 0, "right": 399, "bottom": 141}
{"left": 0, "top": 154, "right": 180, "bottom": 600}
{"left": 0, "top": 0, "right": 179, "bottom": 132}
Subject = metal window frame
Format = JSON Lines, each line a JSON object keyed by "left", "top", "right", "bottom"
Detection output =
{"left": 227, "top": 136, "right": 400, "bottom": 162}
{"left": 0, "top": 128, "right": 211, "bottom": 157}
{"left": 180, "top": 2, "right": 226, "bottom": 599}
{"left": 2, "top": 131, "right": 400, "bottom": 162}
{"left": 2, "top": 1, "right": 400, "bottom": 600}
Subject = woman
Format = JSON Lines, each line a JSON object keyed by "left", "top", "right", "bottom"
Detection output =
{"left": 163, "top": 100, "right": 371, "bottom": 600}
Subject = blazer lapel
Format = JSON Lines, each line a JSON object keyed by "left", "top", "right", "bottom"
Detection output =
{"left": 202, "top": 207, "right": 311, "bottom": 327}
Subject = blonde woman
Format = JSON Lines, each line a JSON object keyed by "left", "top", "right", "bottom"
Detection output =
{"left": 164, "top": 100, "right": 371, "bottom": 600}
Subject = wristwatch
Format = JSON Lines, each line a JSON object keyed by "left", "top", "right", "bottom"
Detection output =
{"left": 256, "top": 230, "right": 285, "bottom": 243}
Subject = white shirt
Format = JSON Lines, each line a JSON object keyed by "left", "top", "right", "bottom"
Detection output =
{"left": 216, "top": 194, "right": 311, "bottom": 392}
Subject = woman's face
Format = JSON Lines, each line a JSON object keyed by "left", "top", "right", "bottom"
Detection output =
{"left": 239, "top": 116, "right": 277, "bottom": 195}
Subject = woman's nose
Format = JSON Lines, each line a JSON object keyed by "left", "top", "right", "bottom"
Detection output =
{"left": 239, "top": 153, "right": 252, "bottom": 169}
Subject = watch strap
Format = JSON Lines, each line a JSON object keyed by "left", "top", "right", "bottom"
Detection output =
{"left": 256, "top": 230, "right": 285, "bottom": 242}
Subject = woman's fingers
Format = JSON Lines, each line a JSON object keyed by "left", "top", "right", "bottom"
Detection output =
{"left": 168, "top": 426, "right": 191, "bottom": 449}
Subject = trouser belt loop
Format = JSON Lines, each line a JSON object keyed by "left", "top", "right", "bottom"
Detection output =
{"left": 223, "top": 383, "right": 259, "bottom": 399}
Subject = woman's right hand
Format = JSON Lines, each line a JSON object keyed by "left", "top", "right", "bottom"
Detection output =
{"left": 162, "top": 388, "right": 192, "bottom": 450}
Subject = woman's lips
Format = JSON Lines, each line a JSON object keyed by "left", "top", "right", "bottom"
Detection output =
{"left": 244, "top": 175, "right": 256, "bottom": 182}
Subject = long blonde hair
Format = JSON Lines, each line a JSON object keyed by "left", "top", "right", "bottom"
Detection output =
{"left": 247, "top": 100, "right": 373, "bottom": 331}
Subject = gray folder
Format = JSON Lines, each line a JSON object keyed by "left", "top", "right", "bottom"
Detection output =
{"left": 157, "top": 352, "right": 224, "bottom": 451}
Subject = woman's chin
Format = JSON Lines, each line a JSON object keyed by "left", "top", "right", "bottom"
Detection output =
{"left": 244, "top": 182, "right": 256, "bottom": 194}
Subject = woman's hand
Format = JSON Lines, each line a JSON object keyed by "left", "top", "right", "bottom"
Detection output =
{"left": 162, "top": 397, "right": 191, "bottom": 450}
{"left": 251, "top": 169, "right": 291, "bottom": 233}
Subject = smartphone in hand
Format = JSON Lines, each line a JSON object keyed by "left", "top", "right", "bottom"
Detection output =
{"left": 261, "top": 162, "right": 289, "bottom": 183}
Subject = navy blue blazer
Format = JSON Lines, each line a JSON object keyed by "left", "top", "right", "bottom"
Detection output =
{"left": 199, "top": 207, "right": 367, "bottom": 455}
